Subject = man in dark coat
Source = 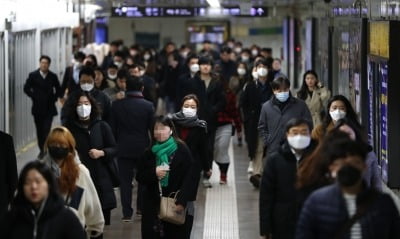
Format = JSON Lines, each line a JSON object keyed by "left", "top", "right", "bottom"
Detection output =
{"left": 296, "top": 137, "right": 400, "bottom": 239}
{"left": 255, "top": 75, "right": 312, "bottom": 187}
{"left": 60, "top": 51, "right": 86, "bottom": 97}
{"left": 0, "top": 131, "right": 18, "bottom": 225}
{"left": 110, "top": 76, "right": 154, "bottom": 221}
{"left": 259, "top": 118, "right": 316, "bottom": 239}
{"left": 192, "top": 57, "right": 226, "bottom": 187}
{"left": 240, "top": 59, "right": 273, "bottom": 177}
{"left": 61, "top": 67, "right": 112, "bottom": 123}
{"left": 24, "top": 55, "right": 62, "bottom": 158}
{"left": 175, "top": 54, "right": 199, "bottom": 110}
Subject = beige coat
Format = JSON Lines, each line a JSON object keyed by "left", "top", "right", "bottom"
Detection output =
{"left": 303, "top": 87, "right": 331, "bottom": 127}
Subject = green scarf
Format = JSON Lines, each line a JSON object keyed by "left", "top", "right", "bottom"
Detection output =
{"left": 151, "top": 137, "right": 177, "bottom": 187}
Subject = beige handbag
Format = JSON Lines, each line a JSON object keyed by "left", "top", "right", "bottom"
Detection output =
{"left": 158, "top": 183, "right": 186, "bottom": 225}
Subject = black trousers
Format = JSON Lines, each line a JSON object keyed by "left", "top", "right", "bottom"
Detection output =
{"left": 118, "top": 157, "right": 143, "bottom": 218}
{"left": 243, "top": 117, "right": 259, "bottom": 160}
{"left": 33, "top": 114, "right": 53, "bottom": 155}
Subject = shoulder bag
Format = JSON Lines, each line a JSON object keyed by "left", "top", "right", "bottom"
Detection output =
{"left": 158, "top": 182, "right": 186, "bottom": 225}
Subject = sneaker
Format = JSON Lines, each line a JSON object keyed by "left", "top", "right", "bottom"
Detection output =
{"left": 247, "top": 161, "right": 254, "bottom": 174}
{"left": 202, "top": 179, "right": 212, "bottom": 188}
{"left": 136, "top": 210, "right": 142, "bottom": 217}
{"left": 249, "top": 174, "right": 261, "bottom": 188}
{"left": 121, "top": 216, "right": 132, "bottom": 223}
{"left": 220, "top": 174, "right": 227, "bottom": 185}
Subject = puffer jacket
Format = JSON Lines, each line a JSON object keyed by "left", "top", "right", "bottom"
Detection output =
{"left": 296, "top": 183, "right": 400, "bottom": 239}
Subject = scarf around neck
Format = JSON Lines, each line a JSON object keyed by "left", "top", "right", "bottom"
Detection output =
{"left": 170, "top": 112, "right": 207, "bottom": 130}
{"left": 151, "top": 137, "right": 178, "bottom": 187}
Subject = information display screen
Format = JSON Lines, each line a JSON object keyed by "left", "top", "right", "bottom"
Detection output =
{"left": 111, "top": 6, "right": 268, "bottom": 17}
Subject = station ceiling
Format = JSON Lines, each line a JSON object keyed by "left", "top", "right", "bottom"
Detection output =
{"left": 89, "top": 0, "right": 319, "bottom": 8}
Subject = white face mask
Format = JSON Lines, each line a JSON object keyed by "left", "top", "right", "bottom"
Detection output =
{"left": 237, "top": 68, "right": 246, "bottom": 76}
{"left": 182, "top": 107, "right": 197, "bottom": 117}
{"left": 114, "top": 61, "right": 123, "bottom": 69}
{"left": 80, "top": 83, "right": 94, "bottom": 92}
{"left": 190, "top": 64, "right": 200, "bottom": 73}
{"left": 76, "top": 104, "right": 91, "bottom": 118}
{"left": 252, "top": 71, "right": 259, "bottom": 80}
{"left": 140, "top": 70, "right": 146, "bottom": 76}
{"left": 330, "top": 109, "right": 346, "bottom": 121}
{"left": 108, "top": 73, "right": 117, "bottom": 80}
{"left": 234, "top": 47, "right": 242, "bottom": 54}
{"left": 257, "top": 68, "right": 268, "bottom": 77}
{"left": 241, "top": 55, "right": 249, "bottom": 62}
{"left": 287, "top": 135, "right": 311, "bottom": 150}
{"left": 251, "top": 49, "right": 259, "bottom": 56}
{"left": 143, "top": 54, "right": 151, "bottom": 61}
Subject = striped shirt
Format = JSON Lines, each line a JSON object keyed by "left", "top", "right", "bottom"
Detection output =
{"left": 343, "top": 193, "right": 362, "bottom": 239}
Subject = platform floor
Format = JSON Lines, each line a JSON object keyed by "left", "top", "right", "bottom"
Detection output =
{"left": 16, "top": 137, "right": 259, "bottom": 239}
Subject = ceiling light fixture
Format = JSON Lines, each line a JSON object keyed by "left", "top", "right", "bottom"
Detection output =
{"left": 207, "top": 0, "right": 221, "bottom": 8}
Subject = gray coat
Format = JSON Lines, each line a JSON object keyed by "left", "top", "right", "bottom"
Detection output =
{"left": 258, "top": 96, "right": 313, "bottom": 155}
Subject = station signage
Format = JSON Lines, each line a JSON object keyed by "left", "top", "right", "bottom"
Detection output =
{"left": 111, "top": 6, "right": 268, "bottom": 17}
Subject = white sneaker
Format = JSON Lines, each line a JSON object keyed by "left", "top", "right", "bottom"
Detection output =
{"left": 247, "top": 161, "right": 254, "bottom": 174}
{"left": 202, "top": 179, "right": 212, "bottom": 188}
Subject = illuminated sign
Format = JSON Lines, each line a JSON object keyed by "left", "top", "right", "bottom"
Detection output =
{"left": 369, "top": 21, "right": 389, "bottom": 58}
{"left": 111, "top": 6, "right": 268, "bottom": 17}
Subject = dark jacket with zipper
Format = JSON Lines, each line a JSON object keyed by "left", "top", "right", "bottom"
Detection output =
{"left": 64, "top": 119, "right": 117, "bottom": 210}
{"left": 296, "top": 183, "right": 400, "bottom": 239}
{"left": 136, "top": 142, "right": 193, "bottom": 238}
{"left": 5, "top": 195, "right": 86, "bottom": 239}
{"left": 259, "top": 140, "right": 316, "bottom": 238}
{"left": 258, "top": 96, "right": 313, "bottom": 156}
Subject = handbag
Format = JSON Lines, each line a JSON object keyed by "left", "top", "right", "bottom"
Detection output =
{"left": 158, "top": 182, "right": 186, "bottom": 225}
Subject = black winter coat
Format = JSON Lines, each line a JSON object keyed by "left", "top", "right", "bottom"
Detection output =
{"left": 24, "top": 69, "right": 62, "bottom": 117}
{"left": 240, "top": 80, "right": 273, "bottom": 158}
{"left": 296, "top": 183, "right": 400, "bottom": 239}
{"left": 174, "top": 124, "right": 208, "bottom": 201}
{"left": 5, "top": 195, "right": 86, "bottom": 239}
{"left": 64, "top": 119, "right": 117, "bottom": 210}
{"left": 259, "top": 141, "right": 315, "bottom": 238}
{"left": 0, "top": 132, "right": 18, "bottom": 221}
{"left": 193, "top": 76, "right": 226, "bottom": 132}
{"left": 110, "top": 91, "right": 154, "bottom": 158}
{"left": 136, "top": 142, "right": 193, "bottom": 238}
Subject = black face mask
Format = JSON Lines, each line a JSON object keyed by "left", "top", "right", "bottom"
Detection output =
{"left": 48, "top": 146, "right": 69, "bottom": 159}
{"left": 337, "top": 165, "right": 362, "bottom": 187}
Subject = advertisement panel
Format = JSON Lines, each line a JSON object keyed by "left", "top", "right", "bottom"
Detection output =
{"left": 379, "top": 62, "right": 388, "bottom": 183}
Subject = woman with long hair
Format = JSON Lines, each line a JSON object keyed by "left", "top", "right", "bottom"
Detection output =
{"left": 136, "top": 116, "right": 193, "bottom": 238}
{"left": 5, "top": 161, "right": 86, "bottom": 239}
{"left": 41, "top": 126, "right": 104, "bottom": 238}
{"left": 311, "top": 94, "right": 362, "bottom": 142}
{"left": 297, "top": 70, "right": 331, "bottom": 126}
{"left": 296, "top": 129, "right": 369, "bottom": 207}
{"left": 169, "top": 94, "right": 208, "bottom": 236}
{"left": 334, "top": 118, "right": 381, "bottom": 190}
{"left": 63, "top": 91, "right": 118, "bottom": 226}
